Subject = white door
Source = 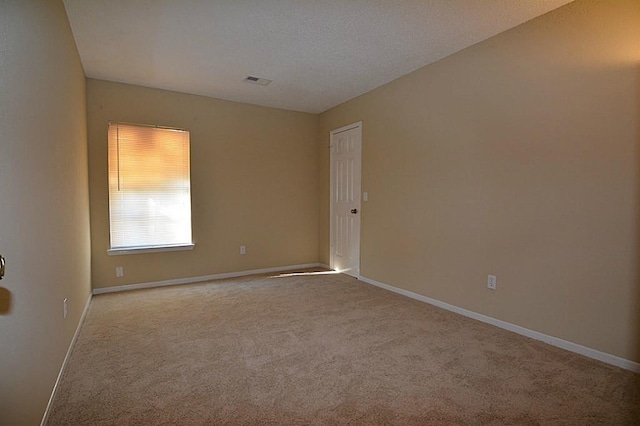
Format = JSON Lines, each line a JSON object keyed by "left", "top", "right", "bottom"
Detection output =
{"left": 330, "top": 122, "right": 362, "bottom": 277}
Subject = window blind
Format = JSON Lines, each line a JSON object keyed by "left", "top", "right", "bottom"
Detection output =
{"left": 108, "top": 123, "right": 192, "bottom": 250}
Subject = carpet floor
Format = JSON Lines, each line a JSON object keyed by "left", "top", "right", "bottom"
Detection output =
{"left": 47, "top": 270, "right": 639, "bottom": 425}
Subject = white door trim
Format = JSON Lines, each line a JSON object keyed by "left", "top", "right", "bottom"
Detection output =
{"left": 330, "top": 121, "right": 362, "bottom": 276}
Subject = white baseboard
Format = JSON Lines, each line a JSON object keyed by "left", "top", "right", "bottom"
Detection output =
{"left": 358, "top": 275, "right": 640, "bottom": 374}
{"left": 93, "top": 263, "right": 329, "bottom": 295}
{"left": 41, "top": 293, "right": 93, "bottom": 426}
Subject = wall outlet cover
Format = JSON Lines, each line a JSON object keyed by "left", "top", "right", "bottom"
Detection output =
{"left": 487, "top": 275, "right": 497, "bottom": 290}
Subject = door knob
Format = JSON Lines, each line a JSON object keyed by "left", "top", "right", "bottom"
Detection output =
{"left": 0, "top": 255, "right": 5, "bottom": 280}
{"left": 350, "top": 208, "right": 358, "bottom": 214}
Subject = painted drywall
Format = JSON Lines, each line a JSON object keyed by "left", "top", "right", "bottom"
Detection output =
{"left": 0, "top": 1, "right": 91, "bottom": 425}
{"left": 319, "top": 0, "right": 640, "bottom": 363}
{"left": 88, "top": 79, "right": 319, "bottom": 289}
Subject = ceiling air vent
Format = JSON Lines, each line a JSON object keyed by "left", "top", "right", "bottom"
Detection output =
{"left": 243, "top": 75, "right": 272, "bottom": 86}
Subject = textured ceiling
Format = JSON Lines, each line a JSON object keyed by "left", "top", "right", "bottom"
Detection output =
{"left": 63, "top": 0, "right": 574, "bottom": 113}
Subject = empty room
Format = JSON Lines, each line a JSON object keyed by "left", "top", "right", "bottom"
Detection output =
{"left": 1, "top": 0, "right": 639, "bottom": 424}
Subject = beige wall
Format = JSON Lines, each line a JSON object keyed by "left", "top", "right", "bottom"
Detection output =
{"left": 319, "top": 0, "right": 640, "bottom": 363}
{"left": 0, "top": 1, "right": 91, "bottom": 425}
{"left": 87, "top": 79, "right": 319, "bottom": 289}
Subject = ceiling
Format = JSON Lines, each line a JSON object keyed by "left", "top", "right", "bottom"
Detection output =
{"left": 63, "top": 0, "right": 574, "bottom": 114}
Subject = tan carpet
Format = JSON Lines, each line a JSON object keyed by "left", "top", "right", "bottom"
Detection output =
{"left": 47, "top": 270, "right": 639, "bottom": 425}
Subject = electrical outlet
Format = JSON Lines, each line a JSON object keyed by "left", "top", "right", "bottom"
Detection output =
{"left": 116, "top": 266, "right": 124, "bottom": 278}
{"left": 240, "top": 245, "right": 246, "bottom": 255}
{"left": 63, "top": 298, "right": 68, "bottom": 319}
{"left": 487, "top": 275, "right": 497, "bottom": 290}
{"left": 363, "top": 192, "right": 368, "bottom": 201}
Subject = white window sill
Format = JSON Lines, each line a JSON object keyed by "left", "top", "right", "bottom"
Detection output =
{"left": 107, "top": 244, "right": 195, "bottom": 256}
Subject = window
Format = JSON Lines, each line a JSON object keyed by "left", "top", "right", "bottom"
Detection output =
{"left": 107, "top": 122, "right": 193, "bottom": 254}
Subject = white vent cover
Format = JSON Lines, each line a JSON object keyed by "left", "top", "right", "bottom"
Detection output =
{"left": 243, "top": 75, "right": 272, "bottom": 86}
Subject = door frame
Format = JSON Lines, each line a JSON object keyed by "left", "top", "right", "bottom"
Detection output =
{"left": 329, "top": 121, "right": 362, "bottom": 276}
